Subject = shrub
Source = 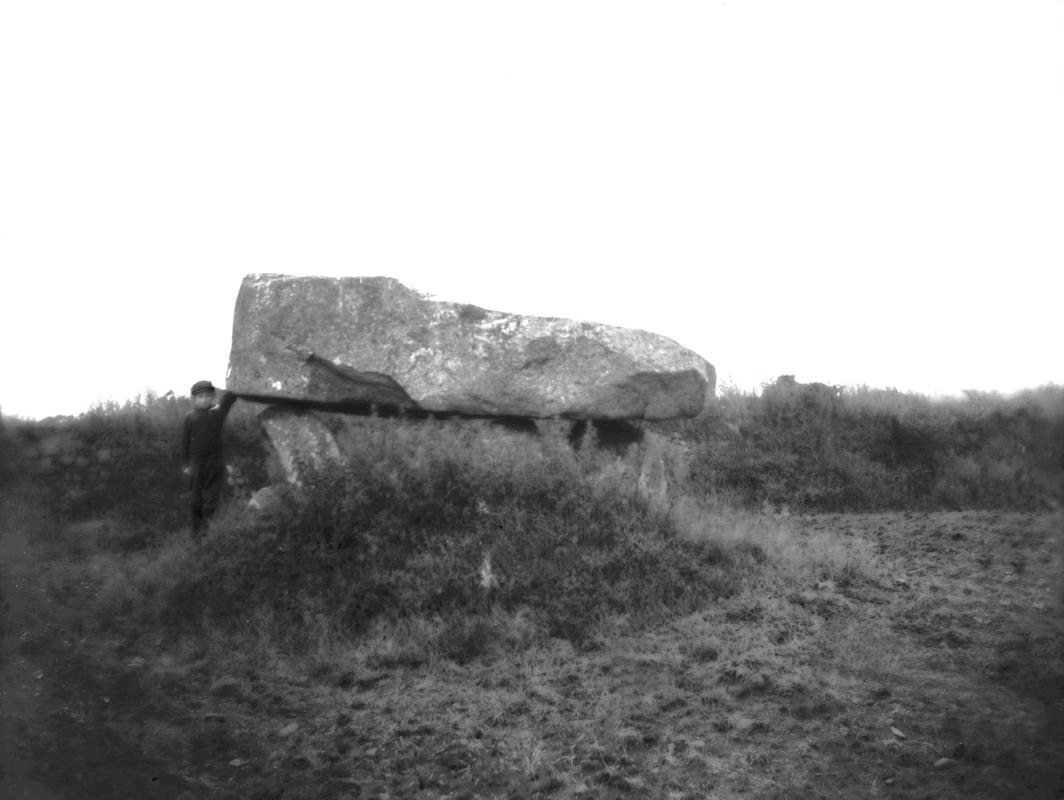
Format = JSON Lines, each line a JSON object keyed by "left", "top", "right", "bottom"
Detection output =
{"left": 666, "top": 378, "right": 1064, "bottom": 512}
{"left": 0, "top": 414, "right": 29, "bottom": 490}
{"left": 17, "top": 391, "right": 267, "bottom": 527}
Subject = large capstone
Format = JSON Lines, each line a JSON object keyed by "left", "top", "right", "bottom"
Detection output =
{"left": 227, "top": 274, "right": 715, "bottom": 420}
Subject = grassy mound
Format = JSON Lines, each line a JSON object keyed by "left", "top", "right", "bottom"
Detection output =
{"left": 55, "top": 419, "right": 771, "bottom": 666}
{"left": 151, "top": 421, "right": 746, "bottom": 655}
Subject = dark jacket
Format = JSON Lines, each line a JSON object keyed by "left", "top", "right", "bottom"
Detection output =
{"left": 182, "top": 391, "right": 238, "bottom": 460}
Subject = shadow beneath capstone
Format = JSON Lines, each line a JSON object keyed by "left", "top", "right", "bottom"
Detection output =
{"left": 232, "top": 393, "right": 650, "bottom": 433}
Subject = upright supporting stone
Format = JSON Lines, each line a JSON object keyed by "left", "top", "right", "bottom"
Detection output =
{"left": 259, "top": 405, "right": 345, "bottom": 486}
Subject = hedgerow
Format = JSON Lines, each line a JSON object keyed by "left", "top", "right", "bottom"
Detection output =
{"left": 664, "top": 378, "right": 1064, "bottom": 511}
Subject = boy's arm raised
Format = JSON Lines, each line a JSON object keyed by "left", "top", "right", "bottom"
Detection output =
{"left": 217, "top": 390, "right": 239, "bottom": 419}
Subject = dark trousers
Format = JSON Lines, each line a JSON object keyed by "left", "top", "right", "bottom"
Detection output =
{"left": 189, "top": 452, "right": 225, "bottom": 534}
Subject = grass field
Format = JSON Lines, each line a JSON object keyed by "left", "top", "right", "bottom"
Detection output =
{"left": 1, "top": 385, "right": 1061, "bottom": 798}
{"left": 2, "top": 490, "right": 1061, "bottom": 798}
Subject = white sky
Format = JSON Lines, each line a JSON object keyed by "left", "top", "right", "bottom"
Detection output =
{"left": 2, "top": 1, "right": 1062, "bottom": 420}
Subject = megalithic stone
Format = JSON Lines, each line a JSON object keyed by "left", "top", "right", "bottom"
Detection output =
{"left": 259, "top": 405, "right": 345, "bottom": 486}
{"left": 227, "top": 274, "right": 715, "bottom": 420}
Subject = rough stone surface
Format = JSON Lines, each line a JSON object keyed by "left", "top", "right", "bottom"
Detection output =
{"left": 259, "top": 405, "right": 344, "bottom": 486}
{"left": 227, "top": 274, "right": 715, "bottom": 420}
{"left": 248, "top": 485, "right": 285, "bottom": 514}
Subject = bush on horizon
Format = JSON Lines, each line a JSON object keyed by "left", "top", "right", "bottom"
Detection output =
{"left": 661, "top": 378, "right": 1064, "bottom": 512}
{"left": 4, "top": 390, "right": 267, "bottom": 528}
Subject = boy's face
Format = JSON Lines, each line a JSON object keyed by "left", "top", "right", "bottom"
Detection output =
{"left": 192, "top": 391, "right": 215, "bottom": 409}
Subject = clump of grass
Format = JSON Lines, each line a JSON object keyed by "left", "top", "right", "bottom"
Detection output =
{"left": 436, "top": 616, "right": 497, "bottom": 664}
{"left": 86, "top": 538, "right": 198, "bottom": 630}
{"left": 671, "top": 495, "right": 884, "bottom": 590}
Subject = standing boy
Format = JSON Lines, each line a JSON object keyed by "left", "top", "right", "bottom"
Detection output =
{"left": 182, "top": 380, "right": 238, "bottom": 537}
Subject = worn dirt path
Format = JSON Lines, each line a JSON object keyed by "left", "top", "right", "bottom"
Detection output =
{"left": 0, "top": 516, "right": 59, "bottom": 800}
{"left": 0, "top": 491, "right": 198, "bottom": 800}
